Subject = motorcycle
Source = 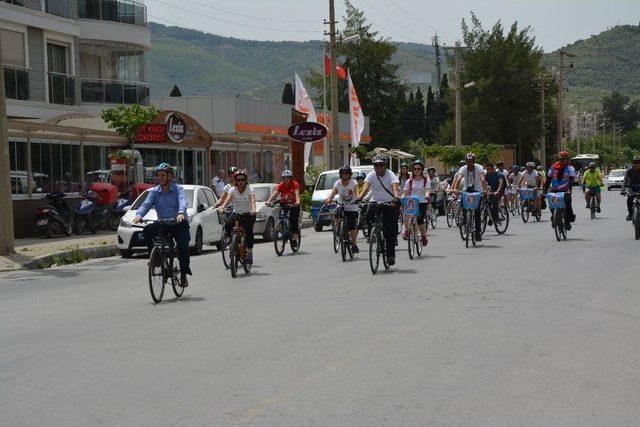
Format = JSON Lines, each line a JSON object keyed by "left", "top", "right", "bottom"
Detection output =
{"left": 108, "top": 193, "right": 132, "bottom": 231}
{"left": 74, "top": 190, "right": 110, "bottom": 235}
{"left": 34, "top": 192, "right": 74, "bottom": 238}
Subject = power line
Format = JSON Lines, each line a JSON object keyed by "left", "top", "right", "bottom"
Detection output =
{"left": 148, "top": 0, "right": 320, "bottom": 34}
{"left": 184, "top": 0, "right": 317, "bottom": 23}
{"left": 357, "top": 0, "right": 429, "bottom": 40}
{"left": 386, "top": 0, "right": 457, "bottom": 41}
{"left": 149, "top": 14, "right": 230, "bottom": 38}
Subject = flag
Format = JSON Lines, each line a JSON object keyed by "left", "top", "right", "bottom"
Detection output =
{"left": 324, "top": 55, "right": 347, "bottom": 80}
{"left": 294, "top": 72, "right": 317, "bottom": 166}
{"left": 348, "top": 70, "right": 365, "bottom": 151}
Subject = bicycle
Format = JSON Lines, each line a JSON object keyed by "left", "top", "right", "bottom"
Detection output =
{"left": 271, "top": 201, "right": 301, "bottom": 256}
{"left": 622, "top": 190, "right": 640, "bottom": 240}
{"left": 227, "top": 212, "right": 253, "bottom": 278}
{"left": 218, "top": 207, "right": 233, "bottom": 269}
{"left": 402, "top": 196, "right": 422, "bottom": 260}
{"left": 585, "top": 186, "right": 600, "bottom": 220}
{"left": 358, "top": 202, "right": 371, "bottom": 238}
{"left": 427, "top": 194, "right": 438, "bottom": 229}
{"left": 369, "top": 201, "right": 396, "bottom": 274}
{"left": 480, "top": 191, "right": 510, "bottom": 235}
{"left": 137, "top": 219, "right": 184, "bottom": 304}
{"left": 519, "top": 188, "right": 541, "bottom": 223}
{"left": 334, "top": 201, "right": 358, "bottom": 262}
{"left": 546, "top": 192, "right": 568, "bottom": 241}
{"left": 459, "top": 191, "right": 483, "bottom": 248}
{"left": 506, "top": 186, "right": 520, "bottom": 216}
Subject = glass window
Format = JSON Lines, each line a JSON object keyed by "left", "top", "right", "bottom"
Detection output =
{"left": 203, "top": 188, "right": 217, "bottom": 206}
{"left": 253, "top": 186, "right": 272, "bottom": 202}
{"left": 316, "top": 172, "right": 339, "bottom": 190}
{"left": 1, "top": 29, "right": 25, "bottom": 67}
{"left": 47, "top": 42, "right": 70, "bottom": 74}
{"left": 78, "top": 0, "right": 100, "bottom": 18}
{"left": 45, "top": 0, "right": 72, "bottom": 18}
{"left": 80, "top": 44, "right": 103, "bottom": 79}
{"left": 196, "top": 190, "right": 209, "bottom": 209}
{"left": 9, "top": 141, "right": 27, "bottom": 195}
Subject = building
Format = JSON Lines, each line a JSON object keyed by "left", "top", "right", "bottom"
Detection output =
{"left": 567, "top": 111, "right": 599, "bottom": 141}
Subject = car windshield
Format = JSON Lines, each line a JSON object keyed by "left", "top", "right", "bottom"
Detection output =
{"left": 316, "top": 172, "right": 340, "bottom": 190}
{"left": 609, "top": 170, "right": 625, "bottom": 177}
{"left": 253, "top": 186, "right": 272, "bottom": 202}
{"left": 131, "top": 189, "right": 194, "bottom": 210}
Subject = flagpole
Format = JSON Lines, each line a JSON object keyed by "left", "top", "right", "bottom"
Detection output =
{"left": 322, "top": 44, "right": 329, "bottom": 167}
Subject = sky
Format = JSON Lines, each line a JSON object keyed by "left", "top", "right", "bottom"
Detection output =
{"left": 145, "top": 0, "right": 640, "bottom": 52}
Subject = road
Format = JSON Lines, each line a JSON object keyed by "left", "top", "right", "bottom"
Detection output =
{"left": 1, "top": 191, "right": 639, "bottom": 426}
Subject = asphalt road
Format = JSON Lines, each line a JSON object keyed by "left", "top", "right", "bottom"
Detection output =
{"left": 2, "top": 191, "right": 639, "bottom": 426}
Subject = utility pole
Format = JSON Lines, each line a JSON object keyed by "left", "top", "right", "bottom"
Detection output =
{"left": 539, "top": 82, "right": 546, "bottom": 169}
{"left": 322, "top": 40, "right": 329, "bottom": 167}
{"left": 557, "top": 51, "right": 565, "bottom": 151}
{"left": 432, "top": 33, "right": 441, "bottom": 97}
{"left": 576, "top": 102, "right": 581, "bottom": 154}
{"left": 454, "top": 42, "right": 462, "bottom": 146}
{"left": 0, "top": 38, "right": 16, "bottom": 255}
{"left": 326, "top": 0, "right": 340, "bottom": 169}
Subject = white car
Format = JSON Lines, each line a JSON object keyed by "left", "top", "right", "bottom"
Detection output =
{"left": 252, "top": 183, "right": 279, "bottom": 241}
{"left": 607, "top": 169, "right": 626, "bottom": 190}
{"left": 117, "top": 185, "right": 223, "bottom": 258}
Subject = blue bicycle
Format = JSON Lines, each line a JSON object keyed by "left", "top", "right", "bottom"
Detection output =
{"left": 271, "top": 201, "right": 301, "bottom": 256}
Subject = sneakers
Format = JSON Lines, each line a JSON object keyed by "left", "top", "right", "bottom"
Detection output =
{"left": 245, "top": 253, "right": 253, "bottom": 264}
{"left": 421, "top": 235, "right": 428, "bottom": 246}
{"left": 387, "top": 256, "right": 395, "bottom": 266}
{"left": 352, "top": 245, "right": 360, "bottom": 254}
{"left": 179, "top": 273, "right": 189, "bottom": 288}
{"left": 475, "top": 233, "right": 482, "bottom": 242}
{"left": 596, "top": 206, "right": 601, "bottom": 213}
{"left": 290, "top": 239, "right": 298, "bottom": 250}
{"left": 566, "top": 223, "right": 572, "bottom": 230}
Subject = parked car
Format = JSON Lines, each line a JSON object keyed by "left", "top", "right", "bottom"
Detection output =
{"left": 117, "top": 185, "right": 222, "bottom": 258}
{"left": 606, "top": 169, "right": 626, "bottom": 190}
{"left": 252, "top": 183, "right": 279, "bottom": 241}
{"left": 311, "top": 166, "right": 373, "bottom": 231}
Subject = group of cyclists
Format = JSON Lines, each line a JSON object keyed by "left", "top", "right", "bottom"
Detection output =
{"left": 134, "top": 151, "right": 640, "bottom": 287}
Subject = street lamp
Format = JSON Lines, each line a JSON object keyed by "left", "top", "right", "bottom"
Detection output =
{"left": 455, "top": 80, "right": 476, "bottom": 146}
{"left": 463, "top": 81, "right": 476, "bottom": 89}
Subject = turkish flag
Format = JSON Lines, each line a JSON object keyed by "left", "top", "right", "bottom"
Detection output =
{"left": 324, "top": 55, "right": 347, "bottom": 80}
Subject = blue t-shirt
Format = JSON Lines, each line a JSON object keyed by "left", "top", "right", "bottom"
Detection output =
{"left": 135, "top": 182, "right": 189, "bottom": 220}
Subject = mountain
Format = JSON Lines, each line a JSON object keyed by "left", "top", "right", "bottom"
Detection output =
{"left": 147, "top": 22, "right": 640, "bottom": 109}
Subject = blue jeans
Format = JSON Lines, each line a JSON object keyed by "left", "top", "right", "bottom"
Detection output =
{"left": 143, "top": 221, "right": 192, "bottom": 275}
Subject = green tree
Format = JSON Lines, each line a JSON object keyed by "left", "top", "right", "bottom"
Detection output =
{"left": 170, "top": 84, "right": 182, "bottom": 97}
{"left": 602, "top": 91, "right": 640, "bottom": 132}
{"left": 101, "top": 104, "right": 161, "bottom": 140}
{"left": 413, "top": 87, "right": 426, "bottom": 140}
{"left": 281, "top": 82, "right": 295, "bottom": 105}
{"left": 425, "top": 86, "right": 437, "bottom": 144}
{"left": 403, "top": 91, "right": 416, "bottom": 137}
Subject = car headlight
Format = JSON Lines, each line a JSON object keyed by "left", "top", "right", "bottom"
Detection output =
{"left": 119, "top": 217, "right": 132, "bottom": 228}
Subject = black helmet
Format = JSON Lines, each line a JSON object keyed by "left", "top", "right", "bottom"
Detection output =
{"left": 400, "top": 162, "right": 408, "bottom": 168}
{"left": 497, "top": 160, "right": 504, "bottom": 167}
{"left": 588, "top": 162, "right": 596, "bottom": 168}
{"left": 412, "top": 159, "right": 424, "bottom": 167}
{"left": 458, "top": 160, "right": 465, "bottom": 167}
{"left": 449, "top": 168, "right": 457, "bottom": 175}
{"left": 354, "top": 171, "right": 365, "bottom": 180}
{"left": 633, "top": 155, "right": 640, "bottom": 164}
{"left": 228, "top": 166, "right": 237, "bottom": 175}
{"left": 339, "top": 165, "right": 352, "bottom": 175}
{"left": 372, "top": 155, "right": 387, "bottom": 165}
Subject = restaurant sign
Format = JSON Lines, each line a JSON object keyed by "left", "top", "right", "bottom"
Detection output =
{"left": 134, "top": 111, "right": 212, "bottom": 148}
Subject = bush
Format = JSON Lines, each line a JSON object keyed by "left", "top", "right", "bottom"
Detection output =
{"left": 300, "top": 190, "right": 312, "bottom": 213}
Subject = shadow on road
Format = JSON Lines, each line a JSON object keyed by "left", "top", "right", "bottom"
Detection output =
{"left": 392, "top": 268, "right": 419, "bottom": 274}
{"left": 154, "top": 296, "right": 206, "bottom": 305}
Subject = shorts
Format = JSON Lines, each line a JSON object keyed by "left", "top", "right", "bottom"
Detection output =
{"left": 416, "top": 202, "right": 428, "bottom": 225}
{"left": 344, "top": 210, "right": 358, "bottom": 231}
{"left": 585, "top": 185, "right": 601, "bottom": 195}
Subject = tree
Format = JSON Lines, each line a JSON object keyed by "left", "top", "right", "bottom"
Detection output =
{"left": 413, "top": 87, "right": 426, "bottom": 140}
{"left": 602, "top": 91, "right": 640, "bottom": 132}
{"left": 169, "top": 84, "right": 182, "bottom": 97}
{"left": 403, "top": 91, "right": 415, "bottom": 137}
{"left": 425, "top": 86, "right": 436, "bottom": 143}
{"left": 101, "top": 104, "right": 161, "bottom": 140}
{"left": 281, "top": 82, "right": 295, "bottom": 105}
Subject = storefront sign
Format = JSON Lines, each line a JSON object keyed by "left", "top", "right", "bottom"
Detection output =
{"left": 288, "top": 121, "right": 327, "bottom": 143}
{"left": 166, "top": 112, "right": 187, "bottom": 143}
{"left": 134, "top": 111, "right": 213, "bottom": 148}
{"left": 136, "top": 124, "right": 167, "bottom": 143}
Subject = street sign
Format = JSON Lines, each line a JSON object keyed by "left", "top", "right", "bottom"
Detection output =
{"left": 288, "top": 122, "right": 327, "bottom": 143}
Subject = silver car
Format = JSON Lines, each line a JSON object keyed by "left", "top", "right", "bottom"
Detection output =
{"left": 607, "top": 169, "right": 626, "bottom": 190}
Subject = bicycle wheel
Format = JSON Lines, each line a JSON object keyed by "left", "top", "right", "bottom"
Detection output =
{"left": 291, "top": 231, "right": 301, "bottom": 253}
{"left": 332, "top": 219, "right": 340, "bottom": 253}
{"left": 634, "top": 207, "right": 640, "bottom": 240}
{"left": 397, "top": 214, "right": 404, "bottom": 235}
{"left": 220, "top": 229, "right": 231, "bottom": 269}
{"left": 495, "top": 206, "right": 510, "bottom": 234}
{"left": 590, "top": 196, "right": 596, "bottom": 219}
{"left": 369, "top": 226, "right": 380, "bottom": 274}
{"left": 521, "top": 200, "right": 530, "bottom": 223}
{"left": 273, "top": 222, "right": 286, "bottom": 256}
{"left": 480, "top": 206, "right": 488, "bottom": 236}
{"left": 414, "top": 223, "right": 423, "bottom": 257}
{"left": 459, "top": 210, "right": 468, "bottom": 241}
{"left": 446, "top": 202, "right": 455, "bottom": 227}
{"left": 455, "top": 203, "right": 464, "bottom": 227}
{"left": 229, "top": 234, "right": 239, "bottom": 278}
{"left": 534, "top": 205, "right": 541, "bottom": 222}
{"left": 148, "top": 246, "right": 166, "bottom": 303}
{"left": 340, "top": 221, "right": 348, "bottom": 262}
{"left": 241, "top": 237, "right": 251, "bottom": 274}
{"left": 381, "top": 230, "right": 390, "bottom": 270}
{"left": 553, "top": 209, "right": 562, "bottom": 242}
{"left": 560, "top": 209, "right": 568, "bottom": 240}
{"left": 430, "top": 204, "right": 437, "bottom": 229}
{"left": 465, "top": 210, "right": 473, "bottom": 248}
{"left": 170, "top": 256, "right": 184, "bottom": 298}
{"left": 407, "top": 220, "right": 415, "bottom": 260}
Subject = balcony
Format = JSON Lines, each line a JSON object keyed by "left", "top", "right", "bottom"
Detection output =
{"left": 78, "top": 0, "right": 147, "bottom": 27}
{"left": 1, "top": 0, "right": 41, "bottom": 11}
{"left": 80, "top": 78, "right": 149, "bottom": 105}
{"left": 4, "top": 66, "right": 30, "bottom": 101}
{"left": 48, "top": 72, "right": 75, "bottom": 105}
{"left": 45, "top": 0, "right": 72, "bottom": 18}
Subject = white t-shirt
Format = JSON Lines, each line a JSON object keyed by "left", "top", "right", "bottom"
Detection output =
{"left": 509, "top": 172, "right": 522, "bottom": 187}
{"left": 365, "top": 169, "right": 399, "bottom": 202}
{"left": 521, "top": 170, "right": 539, "bottom": 187}
{"left": 404, "top": 175, "right": 431, "bottom": 203}
{"left": 228, "top": 185, "right": 254, "bottom": 213}
{"left": 332, "top": 179, "right": 359, "bottom": 212}
{"left": 222, "top": 183, "right": 232, "bottom": 193}
{"left": 457, "top": 164, "right": 485, "bottom": 192}
{"left": 428, "top": 175, "right": 440, "bottom": 192}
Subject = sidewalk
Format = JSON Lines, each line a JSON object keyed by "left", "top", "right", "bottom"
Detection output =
{"left": 0, "top": 232, "right": 118, "bottom": 272}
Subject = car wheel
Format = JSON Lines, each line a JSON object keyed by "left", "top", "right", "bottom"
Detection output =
{"left": 190, "top": 227, "right": 204, "bottom": 255}
{"left": 607, "top": 186, "right": 611, "bottom": 191}
{"left": 119, "top": 249, "right": 134, "bottom": 258}
{"left": 262, "top": 218, "right": 275, "bottom": 242}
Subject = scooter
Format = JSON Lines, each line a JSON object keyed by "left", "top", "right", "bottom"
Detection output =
{"left": 108, "top": 193, "right": 132, "bottom": 231}
{"left": 74, "top": 190, "right": 109, "bottom": 234}
{"left": 34, "top": 192, "right": 74, "bottom": 238}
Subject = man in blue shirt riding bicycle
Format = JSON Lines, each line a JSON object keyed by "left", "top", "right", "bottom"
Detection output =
{"left": 133, "top": 163, "right": 191, "bottom": 288}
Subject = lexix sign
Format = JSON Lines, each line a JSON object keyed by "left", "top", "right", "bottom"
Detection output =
{"left": 135, "top": 111, "right": 212, "bottom": 148}
{"left": 287, "top": 121, "right": 327, "bottom": 143}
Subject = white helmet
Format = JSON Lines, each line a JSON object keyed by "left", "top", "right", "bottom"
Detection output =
{"left": 281, "top": 170, "right": 293, "bottom": 178}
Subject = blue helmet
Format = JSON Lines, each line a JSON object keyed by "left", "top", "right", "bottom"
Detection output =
{"left": 155, "top": 163, "right": 174, "bottom": 175}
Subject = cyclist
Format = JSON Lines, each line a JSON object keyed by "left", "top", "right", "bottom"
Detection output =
{"left": 496, "top": 161, "right": 509, "bottom": 180}
{"left": 544, "top": 150, "right": 577, "bottom": 229}
{"left": 581, "top": 162, "right": 603, "bottom": 212}
{"left": 622, "top": 156, "right": 640, "bottom": 221}
{"left": 358, "top": 155, "right": 400, "bottom": 265}
{"left": 427, "top": 167, "right": 440, "bottom": 209}
{"left": 214, "top": 167, "right": 237, "bottom": 208}
{"left": 324, "top": 165, "right": 360, "bottom": 253}
{"left": 484, "top": 162, "right": 506, "bottom": 223}
{"left": 453, "top": 153, "right": 488, "bottom": 241}
{"left": 537, "top": 164, "right": 546, "bottom": 182}
{"left": 403, "top": 160, "right": 430, "bottom": 246}
{"left": 133, "top": 163, "right": 191, "bottom": 288}
{"left": 397, "top": 163, "right": 410, "bottom": 188}
{"left": 217, "top": 169, "right": 257, "bottom": 264}
{"left": 518, "top": 161, "right": 543, "bottom": 213}
{"left": 266, "top": 170, "right": 301, "bottom": 249}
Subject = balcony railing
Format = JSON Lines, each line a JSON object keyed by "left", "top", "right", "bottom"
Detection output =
{"left": 45, "top": 0, "right": 72, "bottom": 18}
{"left": 1, "top": 0, "right": 41, "bottom": 11}
{"left": 48, "top": 72, "right": 76, "bottom": 105}
{"left": 4, "top": 66, "right": 30, "bottom": 101}
{"left": 78, "top": 0, "right": 147, "bottom": 27}
{"left": 80, "top": 78, "right": 149, "bottom": 105}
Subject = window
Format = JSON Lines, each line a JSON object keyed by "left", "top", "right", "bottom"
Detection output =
{"left": 47, "top": 42, "right": 70, "bottom": 74}
{"left": 203, "top": 188, "right": 217, "bottom": 206}
{"left": 197, "top": 190, "right": 209, "bottom": 209}
{"left": 47, "top": 42, "right": 75, "bottom": 105}
{"left": 1, "top": 29, "right": 28, "bottom": 100}
{"left": 78, "top": 0, "right": 100, "bottom": 18}
{"left": 1, "top": 29, "right": 25, "bottom": 68}
{"left": 45, "top": 0, "right": 72, "bottom": 18}
{"left": 9, "top": 140, "right": 27, "bottom": 195}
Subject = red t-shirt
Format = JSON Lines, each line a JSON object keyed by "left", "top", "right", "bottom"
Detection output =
{"left": 277, "top": 180, "right": 300, "bottom": 205}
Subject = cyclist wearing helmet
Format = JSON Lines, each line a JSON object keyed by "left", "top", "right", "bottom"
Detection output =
{"left": 397, "top": 163, "right": 410, "bottom": 187}
{"left": 453, "top": 153, "right": 488, "bottom": 241}
{"left": 581, "top": 161, "right": 603, "bottom": 212}
{"left": 622, "top": 156, "right": 640, "bottom": 221}
{"left": 544, "top": 150, "right": 577, "bottom": 229}
{"left": 134, "top": 163, "right": 191, "bottom": 287}
{"left": 218, "top": 169, "right": 257, "bottom": 263}
{"left": 266, "top": 170, "right": 301, "bottom": 248}
{"left": 427, "top": 167, "right": 440, "bottom": 206}
{"left": 403, "top": 160, "right": 430, "bottom": 246}
{"left": 325, "top": 165, "right": 361, "bottom": 253}
{"left": 518, "top": 161, "right": 543, "bottom": 212}
{"left": 358, "top": 155, "right": 400, "bottom": 265}
{"left": 484, "top": 162, "right": 507, "bottom": 222}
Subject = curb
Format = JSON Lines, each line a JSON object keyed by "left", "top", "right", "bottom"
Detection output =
{"left": 23, "top": 245, "right": 119, "bottom": 270}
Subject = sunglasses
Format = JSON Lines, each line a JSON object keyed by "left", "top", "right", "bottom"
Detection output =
{"left": 236, "top": 178, "right": 247, "bottom": 182}
{"left": 374, "top": 164, "right": 385, "bottom": 168}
